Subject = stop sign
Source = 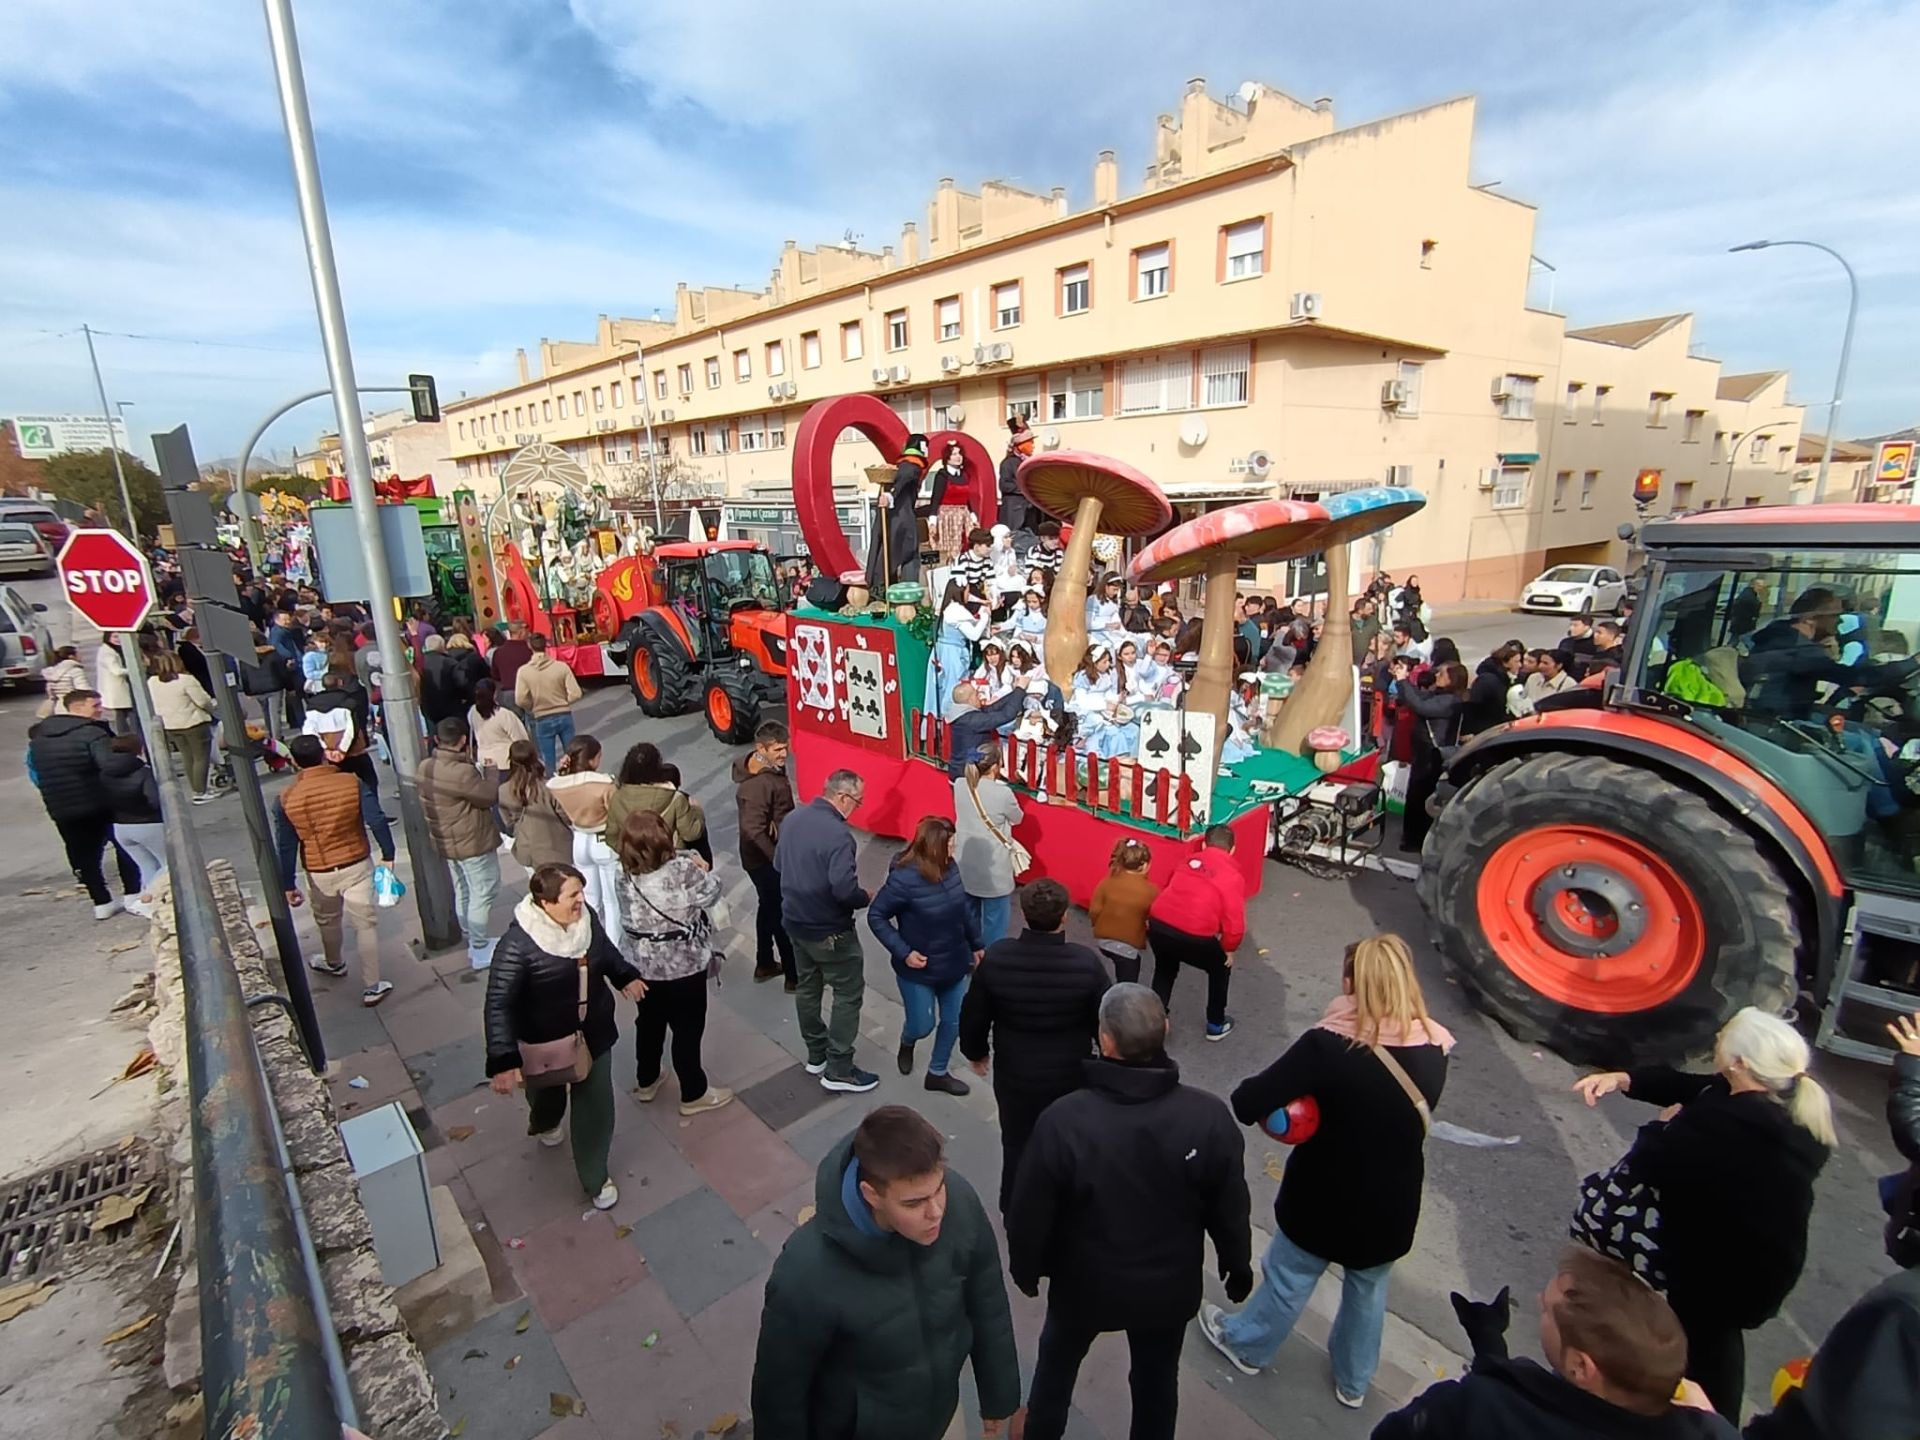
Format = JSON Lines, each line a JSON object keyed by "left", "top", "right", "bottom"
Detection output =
{"left": 57, "top": 529, "right": 157, "bottom": 633}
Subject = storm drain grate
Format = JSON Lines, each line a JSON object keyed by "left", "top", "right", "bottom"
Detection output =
{"left": 0, "top": 1143, "right": 157, "bottom": 1281}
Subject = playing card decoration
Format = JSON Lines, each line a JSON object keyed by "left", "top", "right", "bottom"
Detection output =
{"left": 792, "top": 623, "right": 835, "bottom": 711}
{"left": 785, "top": 612, "right": 908, "bottom": 761}
{"left": 1136, "top": 709, "right": 1217, "bottom": 825}
{"left": 843, "top": 650, "right": 887, "bottom": 739}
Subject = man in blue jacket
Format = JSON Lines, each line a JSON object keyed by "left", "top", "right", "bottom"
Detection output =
{"left": 776, "top": 768, "right": 878, "bottom": 1093}
{"left": 945, "top": 681, "right": 1026, "bottom": 778}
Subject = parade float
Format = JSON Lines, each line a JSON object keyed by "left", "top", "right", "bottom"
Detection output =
{"left": 781, "top": 393, "right": 1424, "bottom": 906}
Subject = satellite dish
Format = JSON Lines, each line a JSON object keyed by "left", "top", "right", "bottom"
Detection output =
{"left": 946, "top": 404, "right": 966, "bottom": 427}
{"left": 1247, "top": 449, "right": 1273, "bottom": 479}
{"left": 1237, "top": 81, "right": 1261, "bottom": 106}
{"left": 1042, "top": 428, "right": 1062, "bottom": 450}
{"left": 1179, "top": 416, "right": 1209, "bottom": 448}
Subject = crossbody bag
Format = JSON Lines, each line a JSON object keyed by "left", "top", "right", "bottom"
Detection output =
{"left": 1368, "top": 1044, "right": 1432, "bottom": 1137}
{"left": 519, "top": 959, "right": 591, "bottom": 1090}
{"left": 627, "top": 886, "right": 725, "bottom": 980}
{"left": 967, "top": 780, "right": 1033, "bottom": 877}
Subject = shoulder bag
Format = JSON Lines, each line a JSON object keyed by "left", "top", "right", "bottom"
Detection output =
{"left": 1369, "top": 1043, "right": 1432, "bottom": 1137}
{"left": 628, "top": 883, "right": 726, "bottom": 980}
{"left": 519, "top": 958, "right": 592, "bottom": 1089}
{"left": 1570, "top": 1154, "right": 1669, "bottom": 1292}
{"left": 968, "top": 779, "right": 1032, "bottom": 877}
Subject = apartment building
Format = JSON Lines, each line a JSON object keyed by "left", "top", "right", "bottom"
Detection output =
{"left": 443, "top": 79, "right": 1811, "bottom": 600}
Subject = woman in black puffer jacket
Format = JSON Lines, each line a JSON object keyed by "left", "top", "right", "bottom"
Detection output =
{"left": 484, "top": 863, "right": 647, "bottom": 1211}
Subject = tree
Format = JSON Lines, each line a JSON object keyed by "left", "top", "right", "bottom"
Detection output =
{"left": 39, "top": 448, "right": 167, "bottom": 536}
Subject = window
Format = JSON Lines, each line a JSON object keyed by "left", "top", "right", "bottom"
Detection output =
{"left": 1048, "top": 366, "right": 1103, "bottom": 422}
{"left": 1492, "top": 467, "right": 1530, "bottom": 510}
{"left": 573, "top": 390, "right": 585, "bottom": 415}
{"left": 766, "top": 341, "right": 785, "bottom": 377}
{"left": 1005, "top": 375, "right": 1042, "bottom": 425}
{"left": 1581, "top": 470, "right": 1598, "bottom": 509}
{"left": 886, "top": 390, "right": 928, "bottom": 431}
{"left": 886, "top": 309, "right": 908, "bottom": 351}
{"left": 514, "top": 406, "right": 524, "bottom": 426}
{"left": 604, "top": 435, "right": 632, "bottom": 464}
{"left": 457, "top": 420, "right": 466, "bottom": 439}
{"left": 936, "top": 296, "right": 961, "bottom": 341}
{"left": 1201, "top": 342, "right": 1251, "bottom": 407}
{"left": 592, "top": 387, "right": 605, "bottom": 412}
{"left": 1778, "top": 445, "right": 1792, "bottom": 474}
{"left": 558, "top": 395, "right": 569, "bottom": 418}
{"left": 1711, "top": 430, "right": 1727, "bottom": 462}
{"left": 767, "top": 412, "right": 785, "bottom": 449}
{"left": 1119, "top": 353, "right": 1193, "bottom": 414}
{"left": 1396, "top": 360, "right": 1423, "bottom": 418}
{"left": 709, "top": 421, "right": 732, "bottom": 454}
{"left": 734, "top": 349, "right": 751, "bottom": 382}
{"left": 1553, "top": 471, "right": 1571, "bottom": 510}
{"left": 1059, "top": 263, "right": 1090, "bottom": 316}
{"left": 676, "top": 363, "right": 693, "bottom": 394}
{"left": 993, "top": 282, "right": 1022, "bottom": 329}
{"left": 801, "top": 331, "right": 821, "bottom": 369}
{"left": 610, "top": 381, "right": 624, "bottom": 408}
{"left": 1648, "top": 391, "right": 1671, "bottom": 427}
{"left": 1134, "top": 243, "right": 1170, "bottom": 299}
{"left": 705, "top": 357, "right": 721, "bottom": 388}
{"left": 1223, "top": 218, "right": 1265, "bottom": 280}
{"left": 1592, "top": 384, "right": 1610, "bottom": 424}
{"left": 543, "top": 399, "right": 553, "bottom": 422}
{"left": 689, "top": 426, "right": 708, "bottom": 456}
{"left": 1498, "top": 375, "right": 1536, "bottom": 421}
{"left": 653, "top": 371, "right": 667, "bottom": 401}
{"left": 1672, "top": 480, "right": 1694, "bottom": 511}
{"left": 739, "top": 413, "right": 769, "bottom": 451}
{"left": 1745, "top": 494, "right": 1764, "bottom": 507}
{"left": 1750, "top": 434, "right": 1769, "bottom": 462}
{"left": 841, "top": 320, "right": 863, "bottom": 361}
{"left": 1564, "top": 382, "right": 1582, "bottom": 424}
{"left": 931, "top": 385, "right": 960, "bottom": 430}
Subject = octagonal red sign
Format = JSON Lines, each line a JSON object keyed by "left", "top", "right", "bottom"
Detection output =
{"left": 56, "top": 529, "right": 156, "bottom": 633}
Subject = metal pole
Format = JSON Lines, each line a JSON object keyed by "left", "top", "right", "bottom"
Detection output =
{"left": 636, "top": 345, "right": 664, "bottom": 532}
{"left": 82, "top": 325, "right": 140, "bottom": 536}
{"left": 120, "top": 630, "right": 171, "bottom": 783}
{"left": 261, "top": 0, "right": 457, "bottom": 949}
{"left": 235, "top": 385, "right": 410, "bottom": 572}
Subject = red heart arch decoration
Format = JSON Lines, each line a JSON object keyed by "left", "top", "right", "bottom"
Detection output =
{"left": 790, "top": 393, "right": 999, "bottom": 580}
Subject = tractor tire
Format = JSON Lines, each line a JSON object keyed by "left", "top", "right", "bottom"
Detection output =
{"left": 703, "top": 671, "right": 759, "bottom": 745}
{"left": 628, "top": 631, "right": 696, "bottom": 718}
{"left": 1417, "top": 752, "right": 1801, "bottom": 1068}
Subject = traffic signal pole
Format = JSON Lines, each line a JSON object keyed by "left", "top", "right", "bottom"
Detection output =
{"left": 261, "top": 0, "right": 456, "bottom": 950}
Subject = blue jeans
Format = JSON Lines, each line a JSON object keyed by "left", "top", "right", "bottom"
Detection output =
{"left": 448, "top": 852, "right": 500, "bottom": 948}
{"left": 534, "top": 712, "right": 576, "bottom": 773}
{"left": 969, "top": 893, "right": 1012, "bottom": 946}
{"left": 898, "top": 972, "right": 970, "bottom": 1076}
{"left": 1217, "top": 1225, "right": 1393, "bottom": 1399}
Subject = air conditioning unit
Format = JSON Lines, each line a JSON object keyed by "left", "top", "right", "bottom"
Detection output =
{"left": 781, "top": 380, "right": 799, "bottom": 399}
{"left": 990, "top": 343, "right": 1014, "bottom": 363}
{"left": 940, "top": 354, "right": 964, "bottom": 374}
{"left": 1246, "top": 449, "right": 1273, "bottom": 479}
{"left": 974, "top": 344, "right": 990, "bottom": 366}
{"left": 1490, "top": 376, "right": 1512, "bottom": 401}
{"left": 658, "top": 409, "right": 675, "bottom": 423}
{"left": 767, "top": 384, "right": 781, "bottom": 400}
{"left": 1386, "top": 464, "right": 1413, "bottom": 487}
{"left": 888, "top": 364, "right": 911, "bottom": 383}
{"left": 872, "top": 366, "right": 891, "bottom": 385}
{"left": 1289, "top": 291, "right": 1323, "bottom": 321}
{"left": 594, "top": 420, "right": 616, "bottom": 433}
{"left": 1381, "top": 379, "right": 1409, "bottom": 409}
{"left": 1477, "top": 467, "right": 1500, "bottom": 491}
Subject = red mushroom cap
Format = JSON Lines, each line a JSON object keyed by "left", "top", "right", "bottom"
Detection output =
{"left": 1127, "top": 498, "right": 1331, "bottom": 583}
{"left": 1016, "top": 451, "right": 1172, "bottom": 536}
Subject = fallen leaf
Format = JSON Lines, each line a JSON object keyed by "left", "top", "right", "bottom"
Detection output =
{"left": 448, "top": 1419, "right": 468, "bottom": 1437}
{"left": 21, "top": 887, "right": 46, "bottom": 896}
{"left": 515, "top": 1309, "right": 531, "bottom": 1333}
{"left": 549, "top": 1392, "right": 586, "bottom": 1417}
{"left": 1262, "top": 1153, "right": 1286, "bottom": 1182}
{"left": 90, "top": 1186, "right": 153, "bottom": 1233}
{"left": 107, "top": 940, "right": 143, "bottom": 955}
{"left": 0, "top": 1281, "right": 54, "bottom": 1324}
{"left": 661, "top": 1423, "right": 681, "bottom": 1439}
{"left": 120, "top": 1046, "right": 157, "bottom": 1080}
{"left": 101, "top": 1313, "right": 158, "bottom": 1345}
{"left": 706, "top": 1412, "right": 740, "bottom": 1435}
{"left": 446, "top": 1125, "right": 476, "bottom": 1142}
{"left": 461, "top": 1348, "right": 487, "bottom": 1361}
{"left": 796, "top": 1204, "right": 816, "bottom": 1226}
{"left": 1256, "top": 947, "right": 1270, "bottom": 956}
{"left": 504, "top": 1355, "right": 520, "bottom": 1371}
{"left": 642, "top": 1329, "right": 659, "bottom": 1349}
{"left": 614, "top": 1224, "right": 633, "bottom": 1240}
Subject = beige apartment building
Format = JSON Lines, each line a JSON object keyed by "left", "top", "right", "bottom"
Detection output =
{"left": 443, "top": 79, "right": 1814, "bottom": 600}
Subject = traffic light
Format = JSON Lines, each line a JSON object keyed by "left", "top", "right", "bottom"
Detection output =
{"left": 409, "top": 373, "right": 440, "bottom": 424}
{"left": 1633, "top": 468, "right": 1661, "bottom": 509}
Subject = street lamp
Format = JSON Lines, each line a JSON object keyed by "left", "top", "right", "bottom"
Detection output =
{"left": 1729, "top": 239, "right": 1858, "bottom": 504}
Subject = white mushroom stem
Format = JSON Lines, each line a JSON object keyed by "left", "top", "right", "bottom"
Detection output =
{"left": 1186, "top": 554, "right": 1239, "bottom": 771}
{"left": 1043, "top": 493, "right": 1105, "bottom": 687}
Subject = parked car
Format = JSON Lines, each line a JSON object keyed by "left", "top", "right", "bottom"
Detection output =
{"left": 0, "top": 584, "right": 54, "bottom": 688}
{"left": 0, "top": 501, "right": 70, "bottom": 551}
{"left": 1518, "top": 563, "right": 1627, "bottom": 616}
{"left": 0, "top": 523, "right": 51, "bottom": 579}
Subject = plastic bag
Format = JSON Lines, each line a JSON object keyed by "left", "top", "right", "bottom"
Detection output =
{"left": 373, "top": 864, "right": 406, "bottom": 909}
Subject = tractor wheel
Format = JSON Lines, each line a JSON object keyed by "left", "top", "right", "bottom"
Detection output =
{"left": 1417, "top": 752, "right": 1801, "bottom": 1068}
{"left": 628, "top": 632, "right": 696, "bottom": 717}
{"left": 703, "top": 672, "right": 759, "bottom": 744}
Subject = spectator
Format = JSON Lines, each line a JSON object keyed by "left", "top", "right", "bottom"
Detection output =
{"left": 999, "top": 413, "right": 1036, "bottom": 534}
{"left": 1089, "top": 838, "right": 1159, "bottom": 984}
{"left": 1563, "top": 614, "right": 1600, "bottom": 676}
{"left": 1390, "top": 621, "right": 1432, "bottom": 665}
{"left": 614, "top": 810, "right": 732, "bottom": 1116}
{"left": 303, "top": 658, "right": 397, "bottom": 869}
{"left": 607, "top": 740, "right": 710, "bottom": 860}
{"left": 1350, "top": 595, "right": 1380, "bottom": 665}
{"left": 148, "top": 649, "right": 219, "bottom": 802}
{"left": 1572, "top": 1008, "right": 1834, "bottom": 1420}
{"left": 1201, "top": 934, "right": 1452, "bottom": 1408}
{"left": 1146, "top": 824, "right": 1247, "bottom": 1042}
{"left": 548, "top": 735, "right": 621, "bottom": 930}
{"left": 1525, "top": 648, "right": 1579, "bottom": 706}
{"left": 776, "top": 768, "right": 877, "bottom": 1093}
{"left": 751, "top": 1105, "right": 1023, "bottom": 1440}
{"left": 733, "top": 720, "right": 797, "bottom": 988}
{"left": 99, "top": 733, "right": 166, "bottom": 918}
{"left": 514, "top": 634, "right": 582, "bottom": 771}
{"left": 1010, "top": 983, "right": 1251, "bottom": 1440}
{"left": 467, "top": 678, "right": 528, "bottom": 772}
{"left": 489, "top": 621, "right": 533, "bottom": 709}
{"left": 951, "top": 741, "right": 1024, "bottom": 945}
{"left": 483, "top": 862, "right": 647, "bottom": 1211}
{"left": 29, "top": 689, "right": 140, "bottom": 918}
{"left": 1398, "top": 660, "right": 1469, "bottom": 853}
{"left": 869, "top": 816, "right": 984, "bottom": 1097}
{"left": 958, "top": 878, "right": 1109, "bottom": 1213}
{"left": 443, "top": 631, "right": 489, "bottom": 718}
{"left": 1462, "top": 642, "right": 1525, "bottom": 737}
{"left": 35, "top": 644, "right": 87, "bottom": 719}
{"left": 273, "top": 735, "right": 390, "bottom": 1005}
{"left": 417, "top": 717, "right": 503, "bottom": 970}
{"left": 94, "top": 635, "right": 134, "bottom": 734}
{"left": 944, "top": 680, "right": 1027, "bottom": 778}
{"left": 498, "top": 740, "right": 572, "bottom": 869}
{"left": 418, "top": 634, "right": 460, "bottom": 731}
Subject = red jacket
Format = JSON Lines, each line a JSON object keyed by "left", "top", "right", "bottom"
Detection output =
{"left": 1149, "top": 848, "right": 1247, "bottom": 951}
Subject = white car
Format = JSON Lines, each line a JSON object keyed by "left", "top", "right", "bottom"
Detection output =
{"left": 0, "top": 583, "right": 54, "bottom": 688}
{"left": 0, "top": 523, "right": 51, "bottom": 579}
{"left": 1519, "top": 564, "right": 1626, "bottom": 616}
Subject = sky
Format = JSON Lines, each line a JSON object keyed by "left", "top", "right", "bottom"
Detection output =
{"left": 1, "top": 0, "right": 1914, "bottom": 467}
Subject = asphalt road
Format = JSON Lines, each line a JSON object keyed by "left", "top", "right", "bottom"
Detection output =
{"left": 0, "top": 585, "right": 1902, "bottom": 1413}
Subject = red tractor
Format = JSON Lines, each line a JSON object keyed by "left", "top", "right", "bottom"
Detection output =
{"left": 1420, "top": 505, "right": 1920, "bottom": 1067}
{"left": 610, "top": 540, "right": 790, "bottom": 743}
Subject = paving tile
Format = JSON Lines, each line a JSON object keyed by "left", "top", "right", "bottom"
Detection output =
{"left": 782, "top": 1102, "right": 865, "bottom": 1165}
{"left": 686, "top": 1267, "right": 770, "bottom": 1383}
{"left": 744, "top": 1176, "right": 815, "bottom": 1256}
{"left": 326, "top": 1045, "right": 422, "bottom": 1121}
{"left": 307, "top": 989, "right": 392, "bottom": 1058}
{"left": 670, "top": 1103, "right": 811, "bottom": 1218}
{"left": 626, "top": 1185, "right": 769, "bottom": 1318}
{"left": 440, "top": 1172, "right": 523, "bottom": 1306}
{"left": 405, "top": 1031, "right": 493, "bottom": 1109}
{"left": 379, "top": 979, "right": 479, "bottom": 1056}
{"left": 432, "top": 1085, "right": 541, "bottom": 1172}
{"left": 601, "top": 1108, "right": 705, "bottom": 1224}
{"left": 509, "top": 1210, "right": 649, "bottom": 1332}
{"left": 425, "top": 1301, "right": 576, "bottom": 1440}
{"left": 738, "top": 1061, "right": 839, "bottom": 1131}
{"left": 463, "top": 1137, "right": 602, "bottom": 1241}
{"left": 550, "top": 1277, "right": 707, "bottom": 1426}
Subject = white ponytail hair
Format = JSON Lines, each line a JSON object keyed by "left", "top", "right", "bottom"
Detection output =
{"left": 1715, "top": 1006, "right": 1836, "bottom": 1148}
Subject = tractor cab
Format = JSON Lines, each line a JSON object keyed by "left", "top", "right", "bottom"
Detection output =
{"left": 653, "top": 543, "right": 782, "bottom": 658}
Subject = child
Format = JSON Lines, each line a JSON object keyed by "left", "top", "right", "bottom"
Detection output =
{"left": 1089, "top": 839, "right": 1159, "bottom": 984}
{"left": 1012, "top": 589, "right": 1049, "bottom": 640}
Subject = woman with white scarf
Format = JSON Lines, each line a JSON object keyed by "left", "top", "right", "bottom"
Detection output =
{"left": 545, "top": 734, "right": 622, "bottom": 931}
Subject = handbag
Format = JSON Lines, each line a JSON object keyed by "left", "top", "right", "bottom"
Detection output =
{"left": 519, "top": 957, "right": 592, "bottom": 1090}
{"left": 1570, "top": 1156, "right": 1668, "bottom": 1291}
{"left": 1368, "top": 1044, "right": 1432, "bottom": 1137}
{"left": 967, "top": 779, "right": 1032, "bottom": 877}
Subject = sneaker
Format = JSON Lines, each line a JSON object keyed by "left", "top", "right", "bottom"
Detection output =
{"left": 592, "top": 1181, "right": 619, "bottom": 1210}
{"left": 803, "top": 1058, "right": 828, "bottom": 1075}
{"left": 308, "top": 958, "right": 349, "bottom": 978}
{"left": 535, "top": 1124, "right": 565, "bottom": 1148}
{"left": 467, "top": 940, "right": 495, "bottom": 971}
{"left": 122, "top": 895, "right": 154, "bottom": 919}
{"left": 92, "top": 898, "right": 124, "bottom": 921}
{"left": 361, "top": 981, "right": 395, "bottom": 1007}
{"left": 679, "top": 1086, "right": 735, "bottom": 1117}
{"left": 821, "top": 1065, "right": 880, "bottom": 1093}
{"left": 1206, "top": 1017, "right": 1236, "bottom": 1042}
{"left": 191, "top": 790, "right": 218, "bottom": 806}
{"left": 633, "top": 1079, "right": 663, "bottom": 1103}
{"left": 924, "top": 1072, "right": 971, "bottom": 1097}
{"left": 896, "top": 1040, "right": 915, "bottom": 1076}
{"left": 1334, "top": 1387, "right": 1365, "bottom": 1409}
{"left": 752, "top": 964, "right": 782, "bottom": 984}
{"left": 1198, "top": 1303, "right": 1259, "bottom": 1377}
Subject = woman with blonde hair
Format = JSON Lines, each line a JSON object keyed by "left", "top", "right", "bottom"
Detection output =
{"left": 1571, "top": 1007, "right": 1833, "bottom": 1420}
{"left": 1199, "top": 933, "right": 1453, "bottom": 1409}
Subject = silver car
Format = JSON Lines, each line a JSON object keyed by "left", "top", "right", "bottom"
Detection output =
{"left": 0, "top": 522, "right": 51, "bottom": 579}
{"left": 0, "top": 583, "right": 54, "bottom": 688}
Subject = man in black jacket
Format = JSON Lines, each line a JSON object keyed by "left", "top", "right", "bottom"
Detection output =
{"left": 1008, "top": 983, "right": 1252, "bottom": 1440}
{"left": 957, "top": 879, "right": 1110, "bottom": 1212}
{"left": 944, "top": 680, "right": 1026, "bottom": 774}
{"left": 29, "top": 689, "right": 140, "bottom": 918}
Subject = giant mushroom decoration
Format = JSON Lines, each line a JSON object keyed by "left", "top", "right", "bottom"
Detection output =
{"left": 1128, "top": 499, "right": 1331, "bottom": 767}
{"left": 1017, "top": 451, "right": 1172, "bottom": 686}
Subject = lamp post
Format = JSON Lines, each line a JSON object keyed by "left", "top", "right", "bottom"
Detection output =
{"left": 1730, "top": 239, "right": 1858, "bottom": 504}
